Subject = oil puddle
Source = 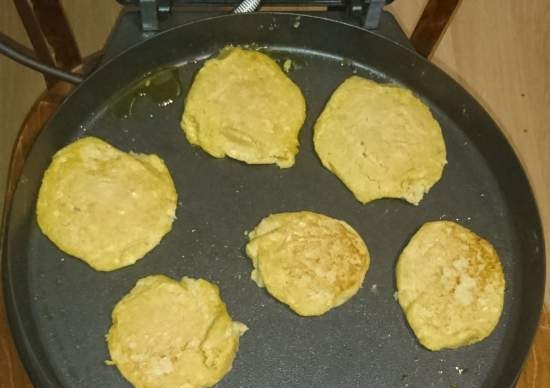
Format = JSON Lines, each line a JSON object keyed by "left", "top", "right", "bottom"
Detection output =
{"left": 112, "top": 67, "right": 181, "bottom": 118}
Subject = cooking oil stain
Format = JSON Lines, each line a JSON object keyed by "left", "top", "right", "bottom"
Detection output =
{"left": 112, "top": 67, "right": 181, "bottom": 118}
{"left": 339, "top": 57, "right": 359, "bottom": 75}
{"left": 257, "top": 48, "right": 307, "bottom": 72}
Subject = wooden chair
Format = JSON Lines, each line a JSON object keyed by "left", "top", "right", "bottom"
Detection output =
{"left": 1, "top": 1, "right": 548, "bottom": 387}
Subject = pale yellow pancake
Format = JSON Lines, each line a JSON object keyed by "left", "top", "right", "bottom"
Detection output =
{"left": 396, "top": 221, "right": 505, "bottom": 351}
{"left": 314, "top": 76, "right": 447, "bottom": 205}
{"left": 107, "top": 275, "right": 247, "bottom": 388}
{"left": 246, "top": 211, "right": 370, "bottom": 316}
{"left": 36, "top": 137, "right": 177, "bottom": 271}
{"left": 181, "top": 46, "right": 306, "bottom": 168}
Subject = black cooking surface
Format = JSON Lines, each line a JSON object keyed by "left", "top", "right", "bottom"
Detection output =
{"left": 101, "top": 10, "right": 411, "bottom": 61}
{"left": 3, "top": 13, "right": 544, "bottom": 388}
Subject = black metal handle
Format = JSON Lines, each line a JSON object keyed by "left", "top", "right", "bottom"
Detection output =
{"left": 118, "top": 0, "right": 394, "bottom": 9}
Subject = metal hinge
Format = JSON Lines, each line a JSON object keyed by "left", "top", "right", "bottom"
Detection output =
{"left": 139, "top": 0, "right": 172, "bottom": 31}
{"left": 349, "top": 0, "right": 390, "bottom": 29}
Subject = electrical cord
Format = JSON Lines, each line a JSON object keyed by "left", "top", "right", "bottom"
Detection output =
{"left": 0, "top": 0, "right": 263, "bottom": 84}
{"left": 0, "top": 40, "right": 83, "bottom": 84}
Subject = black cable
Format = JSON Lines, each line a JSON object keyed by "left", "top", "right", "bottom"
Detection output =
{"left": 0, "top": 40, "right": 83, "bottom": 84}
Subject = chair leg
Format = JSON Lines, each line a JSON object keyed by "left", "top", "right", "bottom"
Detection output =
{"left": 13, "top": 0, "right": 81, "bottom": 88}
{"left": 3, "top": 82, "right": 73, "bottom": 208}
{"left": 410, "top": 0, "right": 461, "bottom": 58}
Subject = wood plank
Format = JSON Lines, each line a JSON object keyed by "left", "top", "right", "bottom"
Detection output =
{"left": 410, "top": 0, "right": 461, "bottom": 57}
{"left": 391, "top": 0, "right": 550, "bottom": 305}
{"left": 387, "top": 0, "right": 429, "bottom": 36}
{"left": 12, "top": 0, "right": 58, "bottom": 87}
{"left": 0, "top": 296, "right": 33, "bottom": 388}
{"left": 427, "top": 0, "right": 550, "bottom": 304}
{"left": 517, "top": 307, "right": 550, "bottom": 388}
{"left": 29, "top": 0, "right": 81, "bottom": 69}
{"left": 1, "top": 82, "right": 72, "bottom": 388}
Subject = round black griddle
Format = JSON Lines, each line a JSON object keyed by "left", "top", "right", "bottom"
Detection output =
{"left": 2, "top": 12, "right": 546, "bottom": 388}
